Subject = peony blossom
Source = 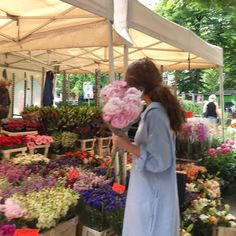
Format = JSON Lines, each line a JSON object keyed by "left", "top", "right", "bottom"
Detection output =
{"left": 101, "top": 81, "right": 142, "bottom": 130}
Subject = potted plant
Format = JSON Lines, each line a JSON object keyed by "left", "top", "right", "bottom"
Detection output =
{"left": 50, "top": 132, "right": 78, "bottom": 157}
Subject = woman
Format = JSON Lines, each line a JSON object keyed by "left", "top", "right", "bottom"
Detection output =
{"left": 203, "top": 94, "right": 219, "bottom": 124}
{"left": 112, "top": 58, "right": 185, "bottom": 236}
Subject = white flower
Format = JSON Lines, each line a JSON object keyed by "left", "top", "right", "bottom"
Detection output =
{"left": 186, "top": 183, "right": 197, "bottom": 192}
{"left": 200, "top": 214, "right": 209, "bottom": 221}
{"left": 225, "top": 214, "right": 236, "bottom": 221}
{"left": 230, "top": 221, "right": 236, "bottom": 227}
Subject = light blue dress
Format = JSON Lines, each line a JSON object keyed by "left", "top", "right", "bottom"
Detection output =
{"left": 122, "top": 102, "right": 180, "bottom": 236}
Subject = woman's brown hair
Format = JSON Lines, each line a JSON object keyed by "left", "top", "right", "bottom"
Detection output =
{"left": 125, "top": 58, "right": 185, "bottom": 132}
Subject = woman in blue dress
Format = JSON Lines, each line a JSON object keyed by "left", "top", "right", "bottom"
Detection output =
{"left": 112, "top": 58, "right": 185, "bottom": 236}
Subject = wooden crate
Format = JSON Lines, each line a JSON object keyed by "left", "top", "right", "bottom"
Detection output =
{"left": 82, "top": 226, "right": 115, "bottom": 236}
{"left": 212, "top": 227, "right": 236, "bottom": 236}
{"left": 40, "top": 216, "right": 78, "bottom": 236}
{"left": 78, "top": 138, "right": 96, "bottom": 155}
{"left": 1, "top": 129, "right": 38, "bottom": 136}
{"left": 96, "top": 137, "right": 112, "bottom": 156}
{"left": 0, "top": 147, "right": 27, "bottom": 159}
{"left": 28, "top": 144, "right": 50, "bottom": 157}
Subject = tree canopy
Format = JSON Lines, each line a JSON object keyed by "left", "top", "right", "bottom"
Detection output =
{"left": 156, "top": 0, "right": 236, "bottom": 93}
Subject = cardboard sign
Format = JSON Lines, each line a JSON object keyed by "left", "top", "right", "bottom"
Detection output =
{"left": 13, "top": 229, "right": 39, "bottom": 236}
{"left": 112, "top": 182, "right": 126, "bottom": 194}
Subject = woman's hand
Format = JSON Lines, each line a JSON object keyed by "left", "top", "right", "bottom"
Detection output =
{"left": 112, "top": 134, "right": 130, "bottom": 151}
{"left": 112, "top": 134, "right": 140, "bottom": 156}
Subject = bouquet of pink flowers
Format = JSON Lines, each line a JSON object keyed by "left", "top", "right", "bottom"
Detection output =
{"left": 101, "top": 80, "right": 143, "bottom": 131}
{"left": 101, "top": 81, "right": 142, "bottom": 184}
{"left": 26, "top": 135, "right": 53, "bottom": 148}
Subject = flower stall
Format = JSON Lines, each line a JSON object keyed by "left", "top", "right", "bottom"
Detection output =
{"left": 0, "top": 99, "right": 236, "bottom": 236}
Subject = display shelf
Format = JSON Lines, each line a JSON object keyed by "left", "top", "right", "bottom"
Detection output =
{"left": 0, "top": 147, "right": 27, "bottom": 159}
{"left": 1, "top": 129, "right": 38, "bottom": 136}
{"left": 40, "top": 216, "right": 78, "bottom": 236}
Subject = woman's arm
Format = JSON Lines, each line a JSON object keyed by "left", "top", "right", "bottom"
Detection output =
{"left": 215, "top": 102, "right": 220, "bottom": 117}
{"left": 112, "top": 134, "right": 140, "bottom": 156}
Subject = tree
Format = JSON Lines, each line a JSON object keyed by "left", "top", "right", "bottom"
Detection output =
{"left": 56, "top": 73, "right": 109, "bottom": 100}
{"left": 175, "top": 69, "right": 207, "bottom": 94}
{"left": 156, "top": 0, "right": 236, "bottom": 92}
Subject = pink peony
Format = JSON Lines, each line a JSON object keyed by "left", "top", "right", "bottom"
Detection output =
{"left": 222, "top": 147, "right": 231, "bottom": 154}
{"left": 103, "top": 97, "right": 124, "bottom": 115}
{"left": 101, "top": 82, "right": 127, "bottom": 101}
{"left": 111, "top": 114, "right": 128, "bottom": 129}
{"left": 103, "top": 113, "right": 112, "bottom": 122}
{"left": 126, "top": 88, "right": 142, "bottom": 95}
{"left": 4, "top": 198, "right": 27, "bottom": 221}
{"left": 101, "top": 81, "right": 142, "bottom": 130}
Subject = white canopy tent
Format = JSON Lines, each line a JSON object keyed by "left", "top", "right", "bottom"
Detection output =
{"left": 0, "top": 0, "right": 223, "bottom": 72}
{"left": 0, "top": 0, "right": 225, "bottom": 137}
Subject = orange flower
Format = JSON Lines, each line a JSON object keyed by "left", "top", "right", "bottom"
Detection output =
{"left": 208, "top": 216, "right": 219, "bottom": 225}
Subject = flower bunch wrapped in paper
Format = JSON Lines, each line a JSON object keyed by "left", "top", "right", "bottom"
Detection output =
{"left": 101, "top": 81, "right": 142, "bottom": 183}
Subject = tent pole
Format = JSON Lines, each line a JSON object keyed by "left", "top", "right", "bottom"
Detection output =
{"left": 108, "top": 20, "right": 115, "bottom": 82}
{"left": 10, "top": 73, "right": 15, "bottom": 118}
{"left": 95, "top": 68, "right": 101, "bottom": 107}
{"left": 62, "top": 71, "right": 67, "bottom": 105}
{"left": 31, "top": 75, "right": 34, "bottom": 106}
{"left": 23, "top": 72, "right": 27, "bottom": 108}
{"left": 123, "top": 44, "right": 128, "bottom": 77}
{"left": 41, "top": 68, "right": 45, "bottom": 106}
{"left": 219, "top": 66, "right": 225, "bottom": 141}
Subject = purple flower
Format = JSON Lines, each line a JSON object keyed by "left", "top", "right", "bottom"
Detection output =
{"left": 0, "top": 224, "right": 16, "bottom": 236}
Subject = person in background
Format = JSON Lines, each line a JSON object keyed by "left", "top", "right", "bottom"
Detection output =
{"left": 0, "top": 79, "right": 11, "bottom": 120}
{"left": 203, "top": 94, "right": 220, "bottom": 124}
{"left": 112, "top": 58, "right": 185, "bottom": 236}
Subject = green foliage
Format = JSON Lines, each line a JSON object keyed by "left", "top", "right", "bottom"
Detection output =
{"left": 176, "top": 70, "right": 207, "bottom": 94}
{"left": 202, "top": 154, "right": 236, "bottom": 186}
{"left": 156, "top": 1, "right": 236, "bottom": 92}
{"left": 56, "top": 73, "right": 109, "bottom": 100}
{"left": 181, "top": 99, "right": 203, "bottom": 115}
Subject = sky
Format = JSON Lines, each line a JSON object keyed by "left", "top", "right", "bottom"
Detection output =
{"left": 138, "top": 0, "right": 160, "bottom": 9}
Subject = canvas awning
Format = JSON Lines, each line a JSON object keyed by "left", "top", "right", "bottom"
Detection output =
{"left": 0, "top": 0, "right": 223, "bottom": 74}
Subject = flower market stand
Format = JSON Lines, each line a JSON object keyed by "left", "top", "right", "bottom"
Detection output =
{"left": 82, "top": 226, "right": 115, "bottom": 236}
{"left": 212, "top": 227, "right": 236, "bottom": 236}
{"left": 28, "top": 144, "right": 50, "bottom": 156}
{"left": 40, "top": 216, "right": 78, "bottom": 236}
{"left": 96, "top": 137, "right": 112, "bottom": 156}
{"left": 0, "top": 129, "right": 38, "bottom": 136}
{"left": 78, "top": 138, "right": 96, "bottom": 155}
{"left": 0, "top": 147, "right": 27, "bottom": 159}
